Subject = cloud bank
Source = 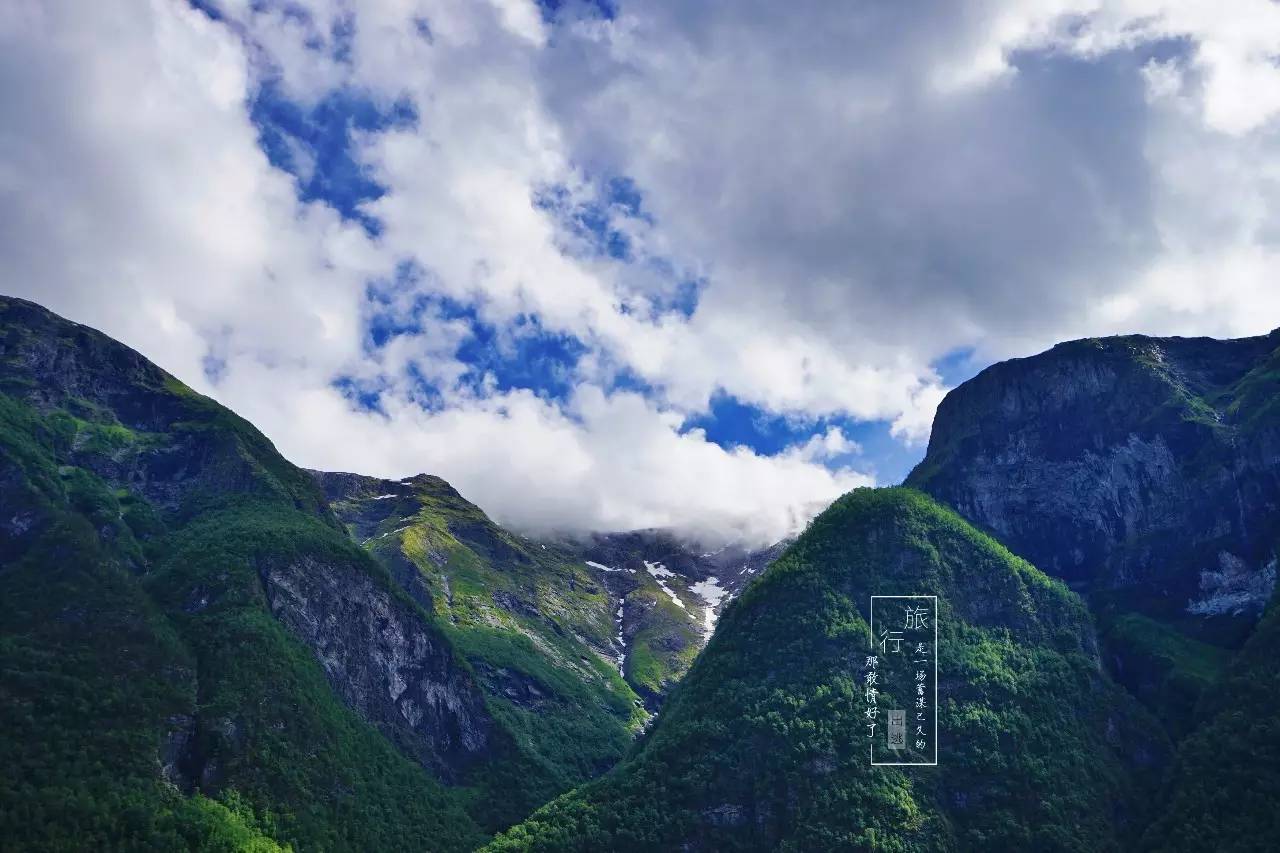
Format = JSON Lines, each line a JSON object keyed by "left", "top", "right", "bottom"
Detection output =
{"left": 3, "top": 0, "right": 1279, "bottom": 544}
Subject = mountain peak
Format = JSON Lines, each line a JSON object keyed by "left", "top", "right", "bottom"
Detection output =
{"left": 488, "top": 486, "right": 1164, "bottom": 851}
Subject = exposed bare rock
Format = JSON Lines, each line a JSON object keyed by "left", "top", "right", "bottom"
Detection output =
{"left": 258, "top": 554, "right": 491, "bottom": 782}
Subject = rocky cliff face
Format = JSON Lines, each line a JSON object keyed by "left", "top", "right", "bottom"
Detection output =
{"left": 0, "top": 297, "right": 494, "bottom": 780}
{"left": 310, "top": 467, "right": 650, "bottom": 819}
{"left": 907, "top": 331, "right": 1280, "bottom": 636}
{"left": 259, "top": 553, "right": 490, "bottom": 781}
{"left": 901, "top": 330, "right": 1280, "bottom": 851}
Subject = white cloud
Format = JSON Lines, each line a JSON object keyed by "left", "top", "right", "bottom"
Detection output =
{"left": 1018, "top": 1, "right": 1280, "bottom": 135}
{"left": 0, "top": 0, "right": 875, "bottom": 545}
{"left": 216, "top": 368, "right": 868, "bottom": 545}
{"left": 200, "top": 0, "right": 961, "bottom": 436}
{"left": 4, "top": 0, "right": 1280, "bottom": 545}
{"left": 0, "top": 0, "right": 380, "bottom": 388}
{"left": 535, "top": 0, "right": 1280, "bottom": 372}
{"left": 789, "top": 427, "right": 861, "bottom": 464}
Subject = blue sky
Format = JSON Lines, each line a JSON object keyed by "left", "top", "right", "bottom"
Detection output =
{"left": 6, "top": 0, "right": 1280, "bottom": 543}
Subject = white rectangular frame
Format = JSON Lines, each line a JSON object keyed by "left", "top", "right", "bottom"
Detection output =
{"left": 869, "top": 594, "right": 938, "bottom": 766}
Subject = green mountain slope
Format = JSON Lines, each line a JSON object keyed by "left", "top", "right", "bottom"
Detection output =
{"left": 1142, "top": 582, "right": 1280, "bottom": 851}
{"left": 487, "top": 488, "right": 1166, "bottom": 852}
{"left": 311, "top": 470, "right": 647, "bottom": 812}
{"left": 0, "top": 296, "right": 543, "bottom": 850}
{"left": 904, "top": 330, "right": 1280, "bottom": 849}
{"left": 310, "top": 471, "right": 787, "bottom": 808}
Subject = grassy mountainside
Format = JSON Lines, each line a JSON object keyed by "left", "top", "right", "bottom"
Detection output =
{"left": 488, "top": 488, "right": 1166, "bottom": 852}
{"left": 318, "top": 473, "right": 783, "bottom": 731}
{"left": 0, "top": 296, "right": 541, "bottom": 850}
{"left": 1141, "top": 581, "right": 1280, "bottom": 851}
{"left": 312, "top": 470, "right": 647, "bottom": 811}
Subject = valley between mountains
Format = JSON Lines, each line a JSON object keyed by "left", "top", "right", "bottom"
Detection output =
{"left": 1, "top": 294, "right": 1277, "bottom": 851}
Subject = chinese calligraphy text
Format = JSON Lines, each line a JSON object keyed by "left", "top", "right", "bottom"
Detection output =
{"left": 868, "top": 595, "right": 938, "bottom": 766}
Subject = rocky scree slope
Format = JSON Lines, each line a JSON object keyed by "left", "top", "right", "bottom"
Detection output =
{"left": 576, "top": 528, "right": 786, "bottom": 709}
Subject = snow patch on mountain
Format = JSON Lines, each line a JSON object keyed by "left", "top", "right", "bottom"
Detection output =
{"left": 362, "top": 524, "right": 411, "bottom": 545}
{"left": 690, "top": 576, "right": 728, "bottom": 635}
{"left": 614, "top": 598, "right": 627, "bottom": 674}
{"left": 644, "top": 561, "right": 687, "bottom": 611}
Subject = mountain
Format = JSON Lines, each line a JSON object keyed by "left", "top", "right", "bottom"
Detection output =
{"left": 0, "top": 294, "right": 783, "bottom": 850}
{"left": 308, "top": 468, "right": 647, "bottom": 800}
{"left": 904, "top": 331, "right": 1280, "bottom": 733}
{"left": 491, "top": 330, "right": 1280, "bottom": 852}
{"left": 0, "top": 296, "right": 607, "bottom": 850}
{"left": 6, "top": 294, "right": 1278, "bottom": 852}
{"left": 0, "top": 295, "right": 538, "bottom": 849}
{"left": 488, "top": 488, "right": 1166, "bottom": 852}
{"left": 906, "top": 331, "right": 1280, "bottom": 637}
{"left": 904, "top": 330, "right": 1280, "bottom": 849}
{"left": 312, "top": 471, "right": 783, "bottom": 719}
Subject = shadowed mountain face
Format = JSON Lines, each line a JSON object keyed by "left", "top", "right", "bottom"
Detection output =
{"left": 907, "top": 332, "right": 1280, "bottom": 636}
{"left": 488, "top": 488, "right": 1167, "bottom": 852}
{"left": 907, "top": 331, "right": 1280, "bottom": 740}
{"left": 898, "top": 331, "right": 1280, "bottom": 851}
{"left": 1140, "top": 583, "right": 1280, "bottom": 852}
{"left": 0, "top": 298, "right": 475, "bottom": 849}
